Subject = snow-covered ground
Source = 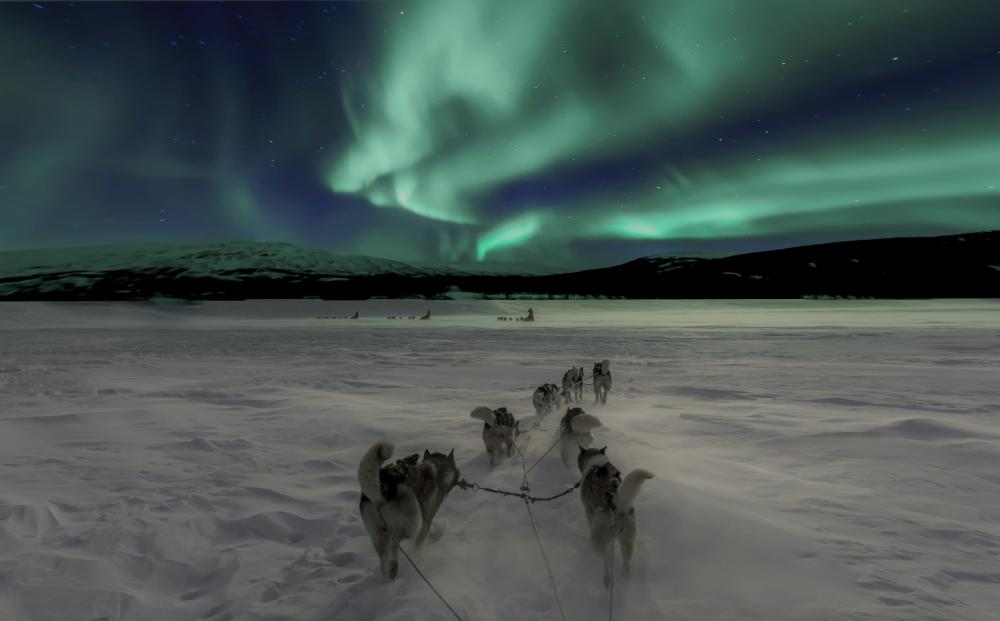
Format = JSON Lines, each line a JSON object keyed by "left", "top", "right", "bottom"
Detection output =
{"left": 1, "top": 299, "right": 999, "bottom": 621}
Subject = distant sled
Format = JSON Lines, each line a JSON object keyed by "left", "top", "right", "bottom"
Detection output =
{"left": 498, "top": 307, "right": 536, "bottom": 322}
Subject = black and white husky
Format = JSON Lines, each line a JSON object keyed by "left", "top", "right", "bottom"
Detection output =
{"left": 532, "top": 383, "right": 563, "bottom": 417}
{"left": 593, "top": 359, "right": 612, "bottom": 404}
{"left": 578, "top": 446, "right": 654, "bottom": 587}
{"left": 558, "top": 407, "right": 603, "bottom": 467}
{"left": 562, "top": 366, "right": 585, "bottom": 403}
{"left": 470, "top": 406, "right": 520, "bottom": 467}
{"left": 358, "top": 442, "right": 461, "bottom": 581}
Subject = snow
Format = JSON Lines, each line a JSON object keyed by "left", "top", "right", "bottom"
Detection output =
{"left": 0, "top": 243, "right": 573, "bottom": 298}
{"left": 639, "top": 256, "right": 706, "bottom": 274}
{"left": 1, "top": 299, "right": 999, "bottom": 621}
{"left": 410, "top": 260, "right": 566, "bottom": 276}
{"left": 0, "top": 242, "right": 439, "bottom": 297}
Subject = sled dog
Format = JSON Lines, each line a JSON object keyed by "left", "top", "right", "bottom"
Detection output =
{"left": 470, "top": 406, "right": 520, "bottom": 467}
{"left": 562, "top": 366, "right": 585, "bottom": 403}
{"left": 558, "top": 407, "right": 602, "bottom": 467}
{"left": 358, "top": 442, "right": 460, "bottom": 581}
{"left": 593, "top": 359, "right": 612, "bottom": 404}
{"left": 578, "top": 446, "right": 654, "bottom": 587}
{"left": 533, "top": 383, "right": 563, "bottom": 417}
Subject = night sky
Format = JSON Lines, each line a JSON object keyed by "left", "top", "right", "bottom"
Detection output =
{"left": 3, "top": 1, "right": 1000, "bottom": 270}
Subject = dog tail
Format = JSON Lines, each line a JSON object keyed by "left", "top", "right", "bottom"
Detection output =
{"left": 358, "top": 441, "right": 394, "bottom": 503}
{"left": 615, "top": 469, "right": 654, "bottom": 514}
{"left": 569, "top": 413, "right": 602, "bottom": 434}
{"left": 470, "top": 406, "right": 496, "bottom": 426}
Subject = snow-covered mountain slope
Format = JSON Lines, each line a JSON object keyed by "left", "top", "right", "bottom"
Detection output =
{"left": 408, "top": 259, "right": 566, "bottom": 276}
{"left": 1, "top": 231, "right": 997, "bottom": 300}
{"left": 0, "top": 241, "right": 428, "bottom": 281}
{"left": 0, "top": 241, "right": 460, "bottom": 298}
{"left": 631, "top": 255, "right": 709, "bottom": 273}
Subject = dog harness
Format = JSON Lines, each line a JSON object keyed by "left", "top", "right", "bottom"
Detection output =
{"left": 586, "top": 463, "right": 622, "bottom": 510}
{"left": 411, "top": 468, "right": 424, "bottom": 497}
{"left": 492, "top": 407, "right": 515, "bottom": 428}
{"left": 393, "top": 456, "right": 425, "bottom": 497}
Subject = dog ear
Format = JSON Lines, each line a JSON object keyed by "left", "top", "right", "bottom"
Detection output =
{"left": 600, "top": 446, "right": 607, "bottom": 453}
{"left": 578, "top": 446, "right": 586, "bottom": 454}
{"left": 448, "top": 448, "right": 455, "bottom": 463}
{"left": 423, "top": 449, "right": 431, "bottom": 460}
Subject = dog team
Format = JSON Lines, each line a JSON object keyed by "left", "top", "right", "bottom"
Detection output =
{"left": 385, "top": 309, "right": 432, "bottom": 320}
{"left": 356, "top": 358, "right": 654, "bottom": 589}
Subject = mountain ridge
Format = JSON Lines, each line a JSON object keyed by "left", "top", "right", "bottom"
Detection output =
{"left": 0, "top": 232, "right": 997, "bottom": 300}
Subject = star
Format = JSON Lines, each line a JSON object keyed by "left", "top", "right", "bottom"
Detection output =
{"left": 4, "top": 1, "right": 999, "bottom": 271}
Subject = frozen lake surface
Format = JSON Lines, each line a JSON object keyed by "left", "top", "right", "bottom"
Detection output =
{"left": 1, "top": 300, "right": 999, "bottom": 620}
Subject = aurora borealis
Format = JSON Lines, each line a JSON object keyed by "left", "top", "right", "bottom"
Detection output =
{"left": 3, "top": 1, "right": 999, "bottom": 269}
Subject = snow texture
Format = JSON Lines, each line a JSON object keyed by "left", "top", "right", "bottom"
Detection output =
{"left": 1, "top": 299, "right": 999, "bottom": 621}
{"left": 0, "top": 242, "right": 439, "bottom": 297}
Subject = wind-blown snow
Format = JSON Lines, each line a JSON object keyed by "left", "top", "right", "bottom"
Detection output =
{"left": 1, "top": 300, "right": 998, "bottom": 620}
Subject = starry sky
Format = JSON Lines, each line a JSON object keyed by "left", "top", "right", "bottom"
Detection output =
{"left": 3, "top": 1, "right": 1000, "bottom": 270}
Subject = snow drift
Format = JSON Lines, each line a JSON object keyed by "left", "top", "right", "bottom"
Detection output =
{"left": 1, "top": 299, "right": 998, "bottom": 620}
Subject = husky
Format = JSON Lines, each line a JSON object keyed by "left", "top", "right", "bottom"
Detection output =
{"left": 562, "top": 366, "right": 585, "bottom": 403}
{"left": 470, "top": 406, "right": 520, "bottom": 467}
{"left": 558, "top": 407, "right": 603, "bottom": 467}
{"left": 532, "top": 383, "right": 563, "bottom": 417}
{"left": 578, "top": 446, "right": 654, "bottom": 587}
{"left": 358, "top": 442, "right": 461, "bottom": 581}
{"left": 593, "top": 359, "right": 612, "bottom": 404}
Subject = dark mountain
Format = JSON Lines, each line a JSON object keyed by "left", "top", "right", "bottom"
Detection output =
{"left": 544, "top": 230, "right": 1000, "bottom": 299}
{"left": 0, "top": 232, "right": 997, "bottom": 300}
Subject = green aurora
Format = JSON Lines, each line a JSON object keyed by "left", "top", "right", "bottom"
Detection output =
{"left": 326, "top": 0, "right": 1000, "bottom": 263}
{"left": 2, "top": 1, "right": 998, "bottom": 268}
